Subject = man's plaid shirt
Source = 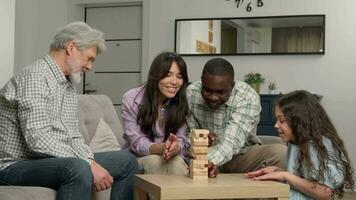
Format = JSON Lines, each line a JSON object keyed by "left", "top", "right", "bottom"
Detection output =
{"left": 0, "top": 55, "right": 93, "bottom": 170}
{"left": 187, "top": 80, "right": 262, "bottom": 166}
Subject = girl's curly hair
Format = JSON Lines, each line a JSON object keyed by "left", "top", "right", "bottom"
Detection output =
{"left": 276, "top": 90, "right": 354, "bottom": 198}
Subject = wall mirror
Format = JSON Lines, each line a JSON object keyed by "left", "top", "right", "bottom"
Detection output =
{"left": 175, "top": 15, "right": 325, "bottom": 55}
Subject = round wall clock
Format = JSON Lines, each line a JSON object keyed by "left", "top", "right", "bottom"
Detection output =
{"left": 227, "top": 0, "right": 264, "bottom": 12}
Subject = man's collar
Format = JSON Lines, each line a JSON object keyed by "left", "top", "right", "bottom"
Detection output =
{"left": 44, "top": 54, "right": 68, "bottom": 85}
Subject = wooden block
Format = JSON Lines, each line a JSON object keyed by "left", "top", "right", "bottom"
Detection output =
{"left": 190, "top": 146, "right": 208, "bottom": 154}
{"left": 192, "top": 154, "right": 208, "bottom": 161}
{"left": 190, "top": 137, "right": 208, "bottom": 146}
{"left": 190, "top": 169, "right": 208, "bottom": 176}
{"left": 189, "top": 165, "right": 208, "bottom": 180}
{"left": 190, "top": 174, "right": 208, "bottom": 180}
{"left": 190, "top": 160, "right": 208, "bottom": 169}
{"left": 190, "top": 129, "right": 209, "bottom": 139}
{"left": 190, "top": 166, "right": 208, "bottom": 172}
{"left": 189, "top": 175, "right": 208, "bottom": 181}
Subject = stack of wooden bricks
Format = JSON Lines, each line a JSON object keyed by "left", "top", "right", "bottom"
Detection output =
{"left": 189, "top": 129, "right": 209, "bottom": 180}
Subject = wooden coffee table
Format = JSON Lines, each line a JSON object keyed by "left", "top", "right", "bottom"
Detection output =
{"left": 134, "top": 173, "right": 289, "bottom": 199}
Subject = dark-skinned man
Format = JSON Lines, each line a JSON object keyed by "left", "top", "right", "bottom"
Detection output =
{"left": 186, "top": 58, "right": 286, "bottom": 178}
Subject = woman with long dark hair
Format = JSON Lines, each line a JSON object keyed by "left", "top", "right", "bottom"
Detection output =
{"left": 121, "top": 52, "right": 189, "bottom": 175}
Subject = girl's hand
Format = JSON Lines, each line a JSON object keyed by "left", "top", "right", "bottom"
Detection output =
{"left": 250, "top": 171, "right": 288, "bottom": 183}
{"left": 245, "top": 166, "right": 282, "bottom": 178}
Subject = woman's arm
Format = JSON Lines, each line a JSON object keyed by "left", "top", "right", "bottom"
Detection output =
{"left": 121, "top": 90, "right": 154, "bottom": 156}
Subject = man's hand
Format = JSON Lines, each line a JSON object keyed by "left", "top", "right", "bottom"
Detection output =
{"left": 90, "top": 160, "right": 113, "bottom": 192}
{"left": 163, "top": 133, "right": 180, "bottom": 160}
{"left": 207, "top": 162, "right": 219, "bottom": 178}
{"left": 208, "top": 132, "right": 219, "bottom": 147}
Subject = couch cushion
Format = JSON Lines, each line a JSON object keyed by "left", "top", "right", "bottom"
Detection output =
{"left": 0, "top": 186, "right": 56, "bottom": 200}
{"left": 90, "top": 118, "right": 121, "bottom": 153}
{"left": 79, "top": 95, "right": 125, "bottom": 146}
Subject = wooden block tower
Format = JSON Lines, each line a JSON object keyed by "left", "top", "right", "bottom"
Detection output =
{"left": 189, "top": 129, "right": 209, "bottom": 180}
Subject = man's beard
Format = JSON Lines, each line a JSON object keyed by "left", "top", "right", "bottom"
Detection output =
{"left": 68, "top": 59, "right": 82, "bottom": 84}
{"left": 69, "top": 71, "right": 82, "bottom": 84}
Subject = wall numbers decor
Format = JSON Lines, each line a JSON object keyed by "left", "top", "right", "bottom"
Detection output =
{"left": 226, "top": 0, "right": 264, "bottom": 12}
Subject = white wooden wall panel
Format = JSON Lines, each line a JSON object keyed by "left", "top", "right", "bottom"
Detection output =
{"left": 94, "top": 40, "right": 141, "bottom": 71}
{"left": 86, "top": 6, "right": 142, "bottom": 39}
{"left": 84, "top": 5, "right": 142, "bottom": 114}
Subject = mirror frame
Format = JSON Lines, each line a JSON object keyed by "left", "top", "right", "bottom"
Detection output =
{"left": 174, "top": 14, "right": 325, "bottom": 56}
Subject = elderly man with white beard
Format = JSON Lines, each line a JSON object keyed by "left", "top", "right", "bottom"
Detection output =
{"left": 0, "top": 21, "right": 138, "bottom": 200}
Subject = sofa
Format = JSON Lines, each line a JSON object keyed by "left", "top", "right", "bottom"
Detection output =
{"left": 0, "top": 95, "right": 125, "bottom": 200}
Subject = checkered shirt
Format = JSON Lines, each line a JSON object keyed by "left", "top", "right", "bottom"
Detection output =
{"left": 0, "top": 55, "right": 93, "bottom": 170}
{"left": 186, "top": 80, "right": 262, "bottom": 166}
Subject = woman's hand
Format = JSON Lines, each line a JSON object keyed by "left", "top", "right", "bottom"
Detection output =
{"left": 163, "top": 133, "right": 181, "bottom": 160}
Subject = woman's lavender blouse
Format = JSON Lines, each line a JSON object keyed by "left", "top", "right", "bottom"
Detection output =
{"left": 121, "top": 85, "right": 188, "bottom": 158}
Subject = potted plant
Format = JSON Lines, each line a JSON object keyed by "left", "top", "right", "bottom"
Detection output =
{"left": 268, "top": 82, "right": 276, "bottom": 94}
{"left": 244, "top": 72, "right": 265, "bottom": 93}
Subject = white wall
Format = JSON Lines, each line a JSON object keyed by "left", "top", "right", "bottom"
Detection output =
{"left": 14, "top": 0, "right": 356, "bottom": 171}
{"left": 14, "top": 0, "right": 69, "bottom": 73}
{"left": 0, "top": 0, "right": 15, "bottom": 86}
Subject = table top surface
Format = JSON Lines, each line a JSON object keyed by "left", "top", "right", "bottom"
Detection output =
{"left": 135, "top": 173, "right": 285, "bottom": 188}
{"left": 134, "top": 173, "right": 289, "bottom": 199}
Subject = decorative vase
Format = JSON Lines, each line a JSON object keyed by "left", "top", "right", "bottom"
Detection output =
{"left": 250, "top": 83, "right": 260, "bottom": 94}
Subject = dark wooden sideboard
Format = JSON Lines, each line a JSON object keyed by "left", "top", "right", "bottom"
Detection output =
{"left": 257, "top": 94, "right": 280, "bottom": 137}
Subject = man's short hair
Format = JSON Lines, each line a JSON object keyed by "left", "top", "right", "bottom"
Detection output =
{"left": 202, "top": 58, "right": 234, "bottom": 79}
{"left": 50, "top": 21, "right": 106, "bottom": 54}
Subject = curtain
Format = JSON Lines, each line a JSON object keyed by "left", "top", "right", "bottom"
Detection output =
{"left": 272, "top": 26, "right": 323, "bottom": 53}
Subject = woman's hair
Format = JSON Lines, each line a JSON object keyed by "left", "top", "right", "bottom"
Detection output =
{"left": 275, "top": 90, "right": 354, "bottom": 198}
{"left": 50, "top": 21, "right": 106, "bottom": 54}
{"left": 137, "top": 52, "right": 189, "bottom": 141}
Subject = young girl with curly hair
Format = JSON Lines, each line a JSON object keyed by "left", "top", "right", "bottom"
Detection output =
{"left": 246, "top": 90, "right": 354, "bottom": 199}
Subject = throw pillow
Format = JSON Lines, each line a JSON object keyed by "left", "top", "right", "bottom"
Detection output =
{"left": 90, "top": 118, "right": 121, "bottom": 153}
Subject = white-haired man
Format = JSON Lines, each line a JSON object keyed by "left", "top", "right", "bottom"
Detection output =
{"left": 0, "top": 22, "right": 138, "bottom": 200}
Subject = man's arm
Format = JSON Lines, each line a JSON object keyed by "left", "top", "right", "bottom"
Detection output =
{"left": 208, "top": 95, "right": 261, "bottom": 166}
{"left": 70, "top": 132, "right": 94, "bottom": 161}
